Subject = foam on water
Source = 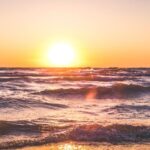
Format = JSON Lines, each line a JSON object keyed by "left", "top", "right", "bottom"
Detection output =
{"left": 0, "top": 121, "right": 149, "bottom": 149}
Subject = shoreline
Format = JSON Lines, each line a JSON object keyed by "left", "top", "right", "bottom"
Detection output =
{"left": 20, "top": 142, "right": 150, "bottom": 150}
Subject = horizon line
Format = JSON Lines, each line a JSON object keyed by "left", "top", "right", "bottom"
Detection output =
{"left": 0, "top": 66, "right": 149, "bottom": 69}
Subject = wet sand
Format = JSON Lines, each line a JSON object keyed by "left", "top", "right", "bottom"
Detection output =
{"left": 21, "top": 142, "right": 150, "bottom": 150}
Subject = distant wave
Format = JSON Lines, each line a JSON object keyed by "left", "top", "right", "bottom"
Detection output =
{"left": 39, "top": 76, "right": 136, "bottom": 82}
{"left": 0, "top": 121, "right": 149, "bottom": 149}
{"left": 0, "top": 68, "right": 149, "bottom": 87}
{"left": 0, "top": 68, "right": 149, "bottom": 81}
{"left": 35, "top": 83, "right": 150, "bottom": 99}
{"left": 0, "top": 75, "right": 137, "bottom": 83}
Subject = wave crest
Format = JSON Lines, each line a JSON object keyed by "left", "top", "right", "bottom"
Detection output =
{"left": 0, "top": 121, "right": 149, "bottom": 149}
{"left": 35, "top": 84, "right": 150, "bottom": 99}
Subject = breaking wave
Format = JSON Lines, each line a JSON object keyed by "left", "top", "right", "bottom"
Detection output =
{"left": 0, "top": 121, "right": 149, "bottom": 149}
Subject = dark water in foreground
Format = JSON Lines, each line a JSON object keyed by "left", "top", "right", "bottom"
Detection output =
{"left": 0, "top": 68, "right": 149, "bottom": 149}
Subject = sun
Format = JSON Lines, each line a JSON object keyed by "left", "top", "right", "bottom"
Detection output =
{"left": 48, "top": 42, "right": 76, "bottom": 67}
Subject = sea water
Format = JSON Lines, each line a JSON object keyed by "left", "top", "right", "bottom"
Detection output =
{"left": 0, "top": 68, "right": 149, "bottom": 149}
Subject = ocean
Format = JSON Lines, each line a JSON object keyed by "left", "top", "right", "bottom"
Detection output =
{"left": 0, "top": 68, "right": 149, "bottom": 149}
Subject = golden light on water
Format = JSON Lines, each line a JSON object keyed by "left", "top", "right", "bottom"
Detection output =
{"left": 47, "top": 42, "right": 76, "bottom": 67}
{"left": 23, "top": 142, "right": 150, "bottom": 150}
{"left": 61, "top": 144, "right": 80, "bottom": 150}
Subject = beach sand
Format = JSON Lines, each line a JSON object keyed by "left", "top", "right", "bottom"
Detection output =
{"left": 21, "top": 142, "right": 150, "bottom": 150}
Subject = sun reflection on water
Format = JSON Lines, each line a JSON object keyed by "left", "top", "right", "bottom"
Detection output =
{"left": 59, "top": 144, "right": 83, "bottom": 150}
{"left": 22, "top": 142, "right": 150, "bottom": 150}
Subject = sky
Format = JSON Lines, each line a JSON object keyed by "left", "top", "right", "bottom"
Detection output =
{"left": 0, "top": 0, "right": 150, "bottom": 67}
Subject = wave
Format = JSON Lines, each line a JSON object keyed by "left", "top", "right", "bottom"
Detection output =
{"left": 0, "top": 121, "right": 149, "bottom": 149}
{"left": 0, "top": 75, "right": 137, "bottom": 83}
{"left": 0, "top": 68, "right": 149, "bottom": 80}
{"left": 0, "top": 98, "right": 68, "bottom": 109}
{"left": 35, "top": 84, "right": 150, "bottom": 99}
{"left": 0, "top": 120, "right": 69, "bottom": 135}
{"left": 40, "top": 76, "right": 136, "bottom": 82}
{"left": 103, "top": 104, "right": 150, "bottom": 113}
{"left": 69, "top": 124, "right": 150, "bottom": 143}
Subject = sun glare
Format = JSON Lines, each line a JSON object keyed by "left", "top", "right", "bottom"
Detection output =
{"left": 48, "top": 42, "right": 76, "bottom": 67}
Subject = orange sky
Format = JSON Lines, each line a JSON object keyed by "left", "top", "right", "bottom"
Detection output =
{"left": 0, "top": 0, "right": 150, "bottom": 67}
